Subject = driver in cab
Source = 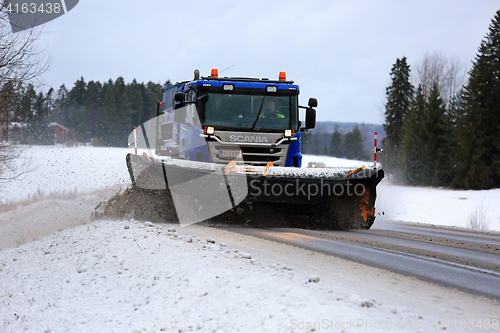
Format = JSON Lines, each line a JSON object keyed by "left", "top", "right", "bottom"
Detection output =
{"left": 259, "top": 99, "right": 286, "bottom": 119}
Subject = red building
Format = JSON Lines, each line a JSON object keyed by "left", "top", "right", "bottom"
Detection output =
{"left": 49, "top": 123, "right": 71, "bottom": 144}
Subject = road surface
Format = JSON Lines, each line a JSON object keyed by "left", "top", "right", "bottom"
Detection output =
{"left": 214, "top": 220, "right": 500, "bottom": 300}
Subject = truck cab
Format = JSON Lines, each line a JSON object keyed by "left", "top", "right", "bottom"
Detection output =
{"left": 156, "top": 69, "right": 316, "bottom": 167}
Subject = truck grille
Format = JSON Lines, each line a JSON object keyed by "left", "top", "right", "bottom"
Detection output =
{"left": 215, "top": 146, "right": 282, "bottom": 155}
{"left": 208, "top": 142, "right": 289, "bottom": 166}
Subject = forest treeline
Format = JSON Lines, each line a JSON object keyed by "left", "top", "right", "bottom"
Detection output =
{"left": 301, "top": 124, "right": 379, "bottom": 161}
{"left": 2, "top": 73, "right": 381, "bottom": 160}
{"left": 382, "top": 9, "right": 500, "bottom": 190}
{"left": 1, "top": 77, "right": 168, "bottom": 147}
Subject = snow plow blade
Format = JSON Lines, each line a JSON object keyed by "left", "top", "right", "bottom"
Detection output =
{"left": 126, "top": 153, "right": 384, "bottom": 230}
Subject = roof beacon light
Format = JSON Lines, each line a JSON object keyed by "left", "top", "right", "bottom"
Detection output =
{"left": 211, "top": 68, "right": 218, "bottom": 78}
{"left": 279, "top": 72, "right": 286, "bottom": 81}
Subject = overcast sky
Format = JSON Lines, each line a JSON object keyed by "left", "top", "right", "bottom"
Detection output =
{"left": 36, "top": 0, "right": 499, "bottom": 124}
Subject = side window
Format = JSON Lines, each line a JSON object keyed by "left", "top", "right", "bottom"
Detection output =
{"left": 162, "top": 88, "right": 176, "bottom": 113}
{"left": 186, "top": 90, "right": 200, "bottom": 127}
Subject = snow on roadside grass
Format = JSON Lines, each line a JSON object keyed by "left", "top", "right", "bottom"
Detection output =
{"left": 1, "top": 219, "right": 416, "bottom": 333}
{"left": 304, "top": 153, "right": 500, "bottom": 231}
{"left": 0, "top": 146, "right": 130, "bottom": 204}
{"left": 302, "top": 153, "right": 374, "bottom": 169}
{"left": 377, "top": 181, "right": 500, "bottom": 232}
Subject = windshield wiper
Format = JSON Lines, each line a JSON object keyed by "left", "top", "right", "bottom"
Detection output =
{"left": 250, "top": 97, "right": 266, "bottom": 130}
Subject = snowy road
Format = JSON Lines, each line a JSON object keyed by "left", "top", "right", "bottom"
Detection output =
{"left": 214, "top": 222, "right": 500, "bottom": 300}
{"left": 2, "top": 199, "right": 500, "bottom": 332}
{"left": 2, "top": 147, "right": 500, "bottom": 331}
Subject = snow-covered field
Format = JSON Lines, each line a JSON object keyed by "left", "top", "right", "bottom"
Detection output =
{"left": 301, "top": 154, "right": 374, "bottom": 169}
{"left": 1, "top": 146, "right": 500, "bottom": 332}
{"left": 304, "top": 153, "right": 500, "bottom": 232}
{"left": 0, "top": 146, "right": 130, "bottom": 204}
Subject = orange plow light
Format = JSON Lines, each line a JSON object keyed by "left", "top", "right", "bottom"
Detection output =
{"left": 279, "top": 72, "right": 286, "bottom": 81}
{"left": 211, "top": 69, "right": 218, "bottom": 78}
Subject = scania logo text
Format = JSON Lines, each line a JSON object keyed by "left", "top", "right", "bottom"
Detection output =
{"left": 229, "top": 135, "right": 269, "bottom": 143}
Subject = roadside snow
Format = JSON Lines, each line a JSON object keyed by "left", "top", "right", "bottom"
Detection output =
{"left": 302, "top": 154, "right": 373, "bottom": 169}
{"left": 2, "top": 219, "right": 498, "bottom": 332}
{"left": 0, "top": 191, "right": 111, "bottom": 250}
{"left": 377, "top": 181, "right": 500, "bottom": 232}
{"left": 0, "top": 146, "right": 130, "bottom": 204}
{"left": 1, "top": 146, "right": 500, "bottom": 331}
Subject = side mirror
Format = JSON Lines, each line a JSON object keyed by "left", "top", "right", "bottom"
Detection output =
{"left": 174, "top": 107, "right": 186, "bottom": 124}
{"left": 174, "top": 92, "right": 185, "bottom": 102}
{"left": 305, "top": 108, "right": 316, "bottom": 129}
{"left": 308, "top": 98, "right": 318, "bottom": 108}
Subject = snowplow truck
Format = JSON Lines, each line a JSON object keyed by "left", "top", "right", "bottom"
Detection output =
{"left": 126, "top": 69, "right": 384, "bottom": 229}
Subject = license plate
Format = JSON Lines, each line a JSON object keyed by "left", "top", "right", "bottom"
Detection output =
{"left": 219, "top": 149, "right": 242, "bottom": 158}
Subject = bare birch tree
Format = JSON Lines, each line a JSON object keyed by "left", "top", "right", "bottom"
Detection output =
{"left": 0, "top": 3, "right": 49, "bottom": 185}
{"left": 414, "top": 51, "right": 467, "bottom": 105}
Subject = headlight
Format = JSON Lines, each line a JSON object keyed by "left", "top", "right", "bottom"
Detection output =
{"left": 284, "top": 129, "right": 294, "bottom": 137}
{"left": 205, "top": 127, "right": 215, "bottom": 135}
{"left": 223, "top": 84, "right": 234, "bottom": 91}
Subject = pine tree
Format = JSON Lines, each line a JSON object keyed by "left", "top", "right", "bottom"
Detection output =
{"left": 300, "top": 130, "right": 312, "bottom": 154}
{"left": 27, "top": 91, "right": 53, "bottom": 144}
{"left": 67, "top": 77, "right": 87, "bottom": 141}
{"left": 344, "top": 125, "right": 368, "bottom": 160}
{"left": 453, "top": 9, "right": 500, "bottom": 189}
{"left": 16, "top": 77, "right": 167, "bottom": 147}
{"left": 98, "top": 80, "right": 119, "bottom": 146}
{"left": 329, "top": 125, "right": 343, "bottom": 157}
{"left": 382, "top": 57, "right": 414, "bottom": 179}
{"left": 52, "top": 84, "right": 69, "bottom": 126}
{"left": 401, "top": 85, "right": 426, "bottom": 184}
{"left": 16, "top": 84, "right": 36, "bottom": 123}
{"left": 311, "top": 132, "right": 321, "bottom": 155}
{"left": 85, "top": 80, "right": 103, "bottom": 142}
{"left": 0, "top": 81, "right": 19, "bottom": 141}
{"left": 421, "top": 83, "right": 450, "bottom": 186}
{"left": 145, "top": 81, "right": 163, "bottom": 120}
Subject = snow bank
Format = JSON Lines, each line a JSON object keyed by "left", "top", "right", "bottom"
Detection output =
{"left": 377, "top": 181, "right": 500, "bottom": 232}
{"left": 0, "top": 191, "right": 111, "bottom": 250}
{"left": 0, "top": 146, "right": 130, "bottom": 204}
{"left": 0, "top": 220, "right": 392, "bottom": 332}
{"left": 302, "top": 154, "right": 374, "bottom": 169}
{"left": 3, "top": 219, "right": 496, "bottom": 332}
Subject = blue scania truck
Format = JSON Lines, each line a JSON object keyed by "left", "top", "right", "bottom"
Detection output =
{"left": 126, "top": 69, "right": 384, "bottom": 229}
{"left": 155, "top": 69, "right": 317, "bottom": 167}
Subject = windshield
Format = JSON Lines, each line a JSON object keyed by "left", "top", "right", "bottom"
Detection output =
{"left": 198, "top": 93, "right": 298, "bottom": 131}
